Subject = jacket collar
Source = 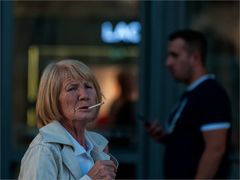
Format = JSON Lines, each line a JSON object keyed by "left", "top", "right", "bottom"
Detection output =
{"left": 39, "top": 120, "right": 107, "bottom": 152}
{"left": 39, "top": 120, "right": 73, "bottom": 147}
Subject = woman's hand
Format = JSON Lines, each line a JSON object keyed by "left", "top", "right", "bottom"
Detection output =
{"left": 87, "top": 160, "right": 117, "bottom": 180}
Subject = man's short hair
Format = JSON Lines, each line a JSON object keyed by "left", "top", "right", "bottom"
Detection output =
{"left": 169, "top": 29, "right": 207, "bottom": 64}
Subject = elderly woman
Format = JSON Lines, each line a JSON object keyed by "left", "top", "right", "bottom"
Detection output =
{"left": 19, "top": 60, "right": 118, "bottom": 180}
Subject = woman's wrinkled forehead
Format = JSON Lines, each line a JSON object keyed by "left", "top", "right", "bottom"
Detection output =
{"left": 60, "top": 65, "right": 90, "bottom": 82}
{"left": 60, "top": 71, "right": 92, "bottom": 91}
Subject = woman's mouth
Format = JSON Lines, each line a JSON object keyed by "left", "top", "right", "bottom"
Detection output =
{"left": 75, "top": 106, "right": 89, "bottom": 111}
{"left": 75, "top": 102, "right": 104, "bottom": 111}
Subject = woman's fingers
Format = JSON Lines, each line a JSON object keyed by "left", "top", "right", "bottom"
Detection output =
{"left": 88, "top": 160, "right": 117, "bottom": 179}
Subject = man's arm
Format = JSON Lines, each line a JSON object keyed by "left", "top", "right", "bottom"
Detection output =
{"left": 194, "top": 128, "right": 228, "bottom": 179}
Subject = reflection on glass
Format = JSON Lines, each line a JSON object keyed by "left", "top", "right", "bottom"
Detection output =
{"left": 189, "top": 2, "right": 239, "bottom": 178}
{"left": 11, "top": 1, "right": 140, "bottom": 179}
{"left": 107, "top": 70, "right": 138, "bottom": 149}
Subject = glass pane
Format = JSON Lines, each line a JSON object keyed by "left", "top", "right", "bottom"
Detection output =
{"left": 12, "top": 1, "right": 140, "bottom": 179}
{"left": 189, "top": 1, "right": 239, "bottom": 178}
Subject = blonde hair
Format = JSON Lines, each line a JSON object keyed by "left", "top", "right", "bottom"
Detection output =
{"left": 36, "top": 59, "right": 103, "bottom": 128}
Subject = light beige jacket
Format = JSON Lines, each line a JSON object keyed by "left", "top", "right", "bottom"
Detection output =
{"left": 18, "top": 120, "right": 114, "bottom": 180}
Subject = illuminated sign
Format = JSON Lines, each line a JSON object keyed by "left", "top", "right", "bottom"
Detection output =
{"left": 101, "top": 21, "right": 141, "bottom": 44}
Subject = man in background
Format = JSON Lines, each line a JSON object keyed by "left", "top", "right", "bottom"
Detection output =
{"left": 146, "top": 29, "right": 231, "bottom": 179}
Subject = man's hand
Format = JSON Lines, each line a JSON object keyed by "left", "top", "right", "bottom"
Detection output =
{"left": 87, "top": 160, "right": 117, "bottom": 180}
{"left": 146, "top": 121, "right": 166, "bottom": 142}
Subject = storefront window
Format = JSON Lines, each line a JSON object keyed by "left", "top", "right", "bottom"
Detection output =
{"left": 189, "top": 2, "right": 239, "bottom": 178}
{"left": 12, "top": 1, "right": 139, "bottom": 178}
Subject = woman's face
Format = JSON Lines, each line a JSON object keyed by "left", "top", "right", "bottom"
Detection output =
{"left": 59, "top": 76, "right": 99, "bottom": 124}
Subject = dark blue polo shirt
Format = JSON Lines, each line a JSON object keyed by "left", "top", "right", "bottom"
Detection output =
{"left": 164, "top": 75, "right": 231, "bottom": 179}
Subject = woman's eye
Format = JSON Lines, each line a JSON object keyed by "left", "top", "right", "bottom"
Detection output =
{"left": 84, "top": 83, "right": 93, "bottom": 89}
{"left": 86, "top": 85, "right": 93, "bottom": 89}
{"left": 68, "top": 86, "right": 77, "bottom": 91}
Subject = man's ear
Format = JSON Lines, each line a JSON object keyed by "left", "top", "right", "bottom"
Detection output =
{"left": 191, "top": 52, "right": 201, "bottom": 65}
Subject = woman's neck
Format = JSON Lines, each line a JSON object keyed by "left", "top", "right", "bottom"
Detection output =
{"left": 60, "top": 120, "right": 87, "bottom": 148}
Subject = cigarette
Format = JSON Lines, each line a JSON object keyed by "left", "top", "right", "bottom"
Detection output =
{"left": 88, "top": 102, "right": 104, "bottom": 109}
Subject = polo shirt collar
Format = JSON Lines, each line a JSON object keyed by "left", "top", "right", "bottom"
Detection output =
{"left": 187, "top": 74, "right": 215, "bottom": 92}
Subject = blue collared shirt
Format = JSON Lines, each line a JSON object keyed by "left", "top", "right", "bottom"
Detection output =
{"left": 65, "top": 130, "right": 94, "bottom": 175}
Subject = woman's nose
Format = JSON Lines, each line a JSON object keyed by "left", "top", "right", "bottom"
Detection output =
{"left": 78, "top": 88, "right": 89, "bottom": 100}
